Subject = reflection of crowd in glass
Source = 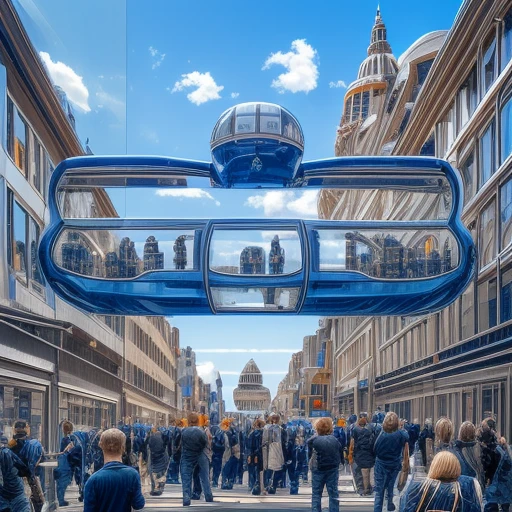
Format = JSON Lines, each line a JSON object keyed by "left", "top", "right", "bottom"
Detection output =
{"left": 240, "top": 236, "right": 285, "bottom": 275}
{"left": 60, "top": 232, "right": 189, "bottom": 278}
{"left": 345, "top": 233, "right": 453, "bottom": 279}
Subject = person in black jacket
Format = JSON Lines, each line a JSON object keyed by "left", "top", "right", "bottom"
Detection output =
{"left": 308, "top": 418, "right": 344, "bottom": 512}
{"left": 350, "top": 416, "right": 376, "bottom": 495}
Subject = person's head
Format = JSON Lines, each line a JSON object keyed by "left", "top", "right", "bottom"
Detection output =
{"left": 435, "top": 417, "right": 454, "bottom": 444}
{"left": 482, "top": 417, "right": 497, "bottom": 432}
{"left": 62, "top": 421, "right": 73, "bottom": 435}
{"left": 253, "top": 419, "right": 266, "bottom": 429}
{"left": 382, "top": 412, "right": 399, "bottom": 433}
{"left": 315, "top": 418, "right": 333, "bottom": 436}
{"left": 337, "top": 417, "right": 346, "bottom": 428}
{"left": 427, "top": 451, "right": 461, "bottom": 482}
{"left": 458, "top": 421, "right": 476, "bottom": 443}
{"left": 188, "top": 413, "right": 199, "bottom": 426}
{"left": 269, "top": 414, "right": 280, "bottom": 425}
{"left": 357, "top": 416, "right": 368, "bottom": 427}
{"left": 99, "top": 428, "right": 126, "bottom": 457}
{"left": 13, "top": 420, "right": 29, "bottom": 439}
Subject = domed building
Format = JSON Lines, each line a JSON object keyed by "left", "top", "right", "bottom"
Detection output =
{"left": 233, "top": 359, "right": 271, "bottom": 412}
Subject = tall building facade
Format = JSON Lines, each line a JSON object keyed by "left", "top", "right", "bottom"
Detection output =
{"left": 0, "top": 0, "right": 180, "bottom": 455}
{"left": 325, "top": 0, "right": 512, "bottom": 440}
{"left": 271, "top": 351, "right": 303, "bottom": 420}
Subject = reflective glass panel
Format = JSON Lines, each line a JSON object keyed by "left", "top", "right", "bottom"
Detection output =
{"left": 500, "top": 265, "right": 512, "bottom": 323}
{"left": 209, "top": 229, "right": 301, "bottom": 275}
{"left": 501, "top": 178, "right": 512, "bottom": 250}
{"left": 482, "top": 37, "right": 497, "bottom": 93}
{"left": 479, "top": 200, "right": 496, "bottom": 268}
{"left": 478, "top": 277, "right": 497, "bottom": 331}
{"left": 235, "top": 103, "right": 256, "bottom": 134}
{"left": 501, "top": 96, "right": 512, "bottom": 164}
{"left": 461, "top": 281, "right": 475, "bottom": 340}
{"left": 211, "top": 287, "right": 300, "bottom": 311}
{"left": 316, "top": 229, "right": 459, "bottom": 278}
{"left": 503, "top": 10, "right": 512, "bottom": 71}
{"left": 480, "top": 120, "right": 495, "bottom": 187}
{"left": 12, "top": 106, "right": 28, "bottom": 175}
{"left": 53, "top": 229, "right": 198, "bottom": 278}
{"left": 56, "top": 169, "right": 453, "bottom": 221}
{"left": 13, "top": 202, "right": 27, "bottom": 283}
{"left": 460, "top": 151, "right": 475, "bottom": 204}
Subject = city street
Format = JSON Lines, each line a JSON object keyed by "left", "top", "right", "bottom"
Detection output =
{"left": 61, "top": 474, "right": 376, "bottom": 511}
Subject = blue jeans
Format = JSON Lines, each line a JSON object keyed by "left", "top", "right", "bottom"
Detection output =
{"left": 286, "top": 453, "right": 299, "bottom": 494}
{"left": 181, "top": 453, "right": 212, "bottom": 504}
{"left": 312, "top": 468, "right": 339, "bottom": 512}
{"left": 211, "top": 452, "right": 223, "bottom": 486}
{"left": 221, "top": 456, "right": 238, "bottom": 489}
{"left": 373, "top": 461, "right": 399, "bottom": 512}
{"left": 168, "top": 455, "right": 181, "bottom": 483}
{"left": 0, "top": 494, "right": 31, "bottom": 512}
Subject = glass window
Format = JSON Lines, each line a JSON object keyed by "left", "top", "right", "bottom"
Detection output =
{"left": 12, "top": 201, "right": 28, "bottom": 284}
{"left": 460, "top": 282, "right": 475, "bottom": 340}
{"left": 417, "top": 59, "right": 434, "bottom": 86}
{"left": 501, "top": 265, "right": 512, "bottom": 322}
{"left": 502, "top": 10, "right": 512, "bottom": 72}
{"left": 501, "top": 178, "right": 512, "bottom": 250}
{"left": 478, "top": 278, "right": 497, "bottom": 331}
{"left": 482, "top": 36, "right": 497, "bottom": 93}
{"left": 501, "top": 95, "right": 512, "bottom": 164}
{"left": 480, "top": 120, "right": 495, "bottom": 187}
{"left": 460, "top": 151, "right": 476, "bottom": 205}
{"left": 32, "top": 138, "right": 46, "bottom": 196}
{"left": 457, "top": 66, "right": 478, "bottom": 130}
{"left": 361, "top": 91, "right": 370, "bottom": 120}
{"left": 9, "top": 104, "right": 28, "bottom": 176}
{"left": 29, "top": 218, "right": 45, "bottom": 295}
{"left": 352, "top": 93, "right": 361, "bottom": 121}
{"left": 479, "top": 200, "right": 496, "bottom": 268}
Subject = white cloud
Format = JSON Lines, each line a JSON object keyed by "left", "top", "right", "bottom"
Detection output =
{"left": 329, "top": 80, "right": 347, "bottom": 88}
{"left": 149, "top": 46, "right": 166, "bottom": 69}
{"left": 245, "top": 190, "right": 319, "bottom": 217}
{"left": 171, "top": 71, "right": 224, "bottom": 105}
{"left": 196, "top": 361, "right": 219, "bottom": 385}
{"left": 95, "top": 89, "right": 125, "bottom": 121}
{"left": 231, "top": 92, "right": 240, "bottom": 98}
{"left": 262, "top": 39, "right": 319, "bottom": 94}
{"left": 156, "top": 188, "right": 220, "bottom": 206}
{"left": 39, "top": 51, "right": 90, "bottom": 112}
{"left": 194, "top": 348, "right": 300, "bottom": 354}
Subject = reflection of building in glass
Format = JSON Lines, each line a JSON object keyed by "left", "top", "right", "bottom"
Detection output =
{"left": 144, "top": 236, "right": 164, "bottom": 271}
{"left": 233, "top": 359, "right": 271, "bottom": 411}
{"left": 240, "top": 246, "right": 265, "bottom": 274}
{"left": 119, "top": 237, "right": 139, "bottom": 278}
{"left": 345, "top": 232, "right": 449, "bottom": 278}
{"left": 61, "top": 231, "right": 94, "bottom": 276}
{"left": 173, "top": 235, "right": 187, "bottom": 270}
{"left": 269, "top": 235, "right": 285, "bottom": 274}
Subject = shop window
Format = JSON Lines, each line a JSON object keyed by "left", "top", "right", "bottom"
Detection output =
{"left": 460, "top": 151, "right": 476, "bottom": 205}
{"left": 478, "top": 278, "right": 497, "bottom": 331}
{"left": 502, "top": 10, "right": 512, "bottom": 72}
{"left": 479, "top": 200, "right": 496, "bottom": 268}
{"left": 482, "top": 36, "right": 497, "bottom": 94}
{"left": 479, "top": 120, "right": 495, "bottom": 187}
{"left": 501, "top": 94, "right": 512, "bottom": 164}
{"left": 501, "top": 178, "right": 512, "bottom": 250}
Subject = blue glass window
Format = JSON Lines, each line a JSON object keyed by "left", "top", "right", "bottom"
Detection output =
{"left": 478, "top": 278, "right": 497, "bottom": 331}
{"left": 501, "top": 95, "right": 512, "bottom": 163}
{"left": 502, "top": 10, "right": 512, "bottom": 72}
{"left": 479, "top": 200, "right": 496, "bottom": 268}
{"left": 501, "top": 178, "right": 512, "bottom": 250}
{"left": 501, "top": 265, "right": 512, "bottom": 323}
{"left": 480, "top": 120, "right": 495, "bottom": 187}
{"left": 482, "top": 37, "right": 497, "bottom": 94}
{"left": 460, "top": 151, "right": 476, "bottom": 205}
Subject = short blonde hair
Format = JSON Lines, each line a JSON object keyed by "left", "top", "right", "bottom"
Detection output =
{"left": 435, "top": 417, "right": 454, "bottom": 445}
{"left": 99, "top": 429, "right": 126, "bottom": 455}
{"left": 315, "top": 418, "right": 333, "bottom": 436}
{"left": 382, "top": 412, "right": 399, "bottom": 433}
{"left": 458, "top": 421, "right": 476, "bottom": 443}
{"left": 428, "top": 451, "right": 461, "bottom": 481}
{"left": 188, "top": 413, "right": 199, "bottom": 426}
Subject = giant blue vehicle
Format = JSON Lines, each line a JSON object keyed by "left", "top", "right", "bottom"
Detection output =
{"left": 39, "top": 102, "right": 475, "bottom": 316}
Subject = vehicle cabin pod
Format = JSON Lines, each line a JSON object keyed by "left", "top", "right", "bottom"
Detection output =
{"left": 39, "top": 154, "right": 474, "bottom": 316}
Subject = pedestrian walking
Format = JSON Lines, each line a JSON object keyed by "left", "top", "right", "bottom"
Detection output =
{"left": 83, "top": 428, "right": 145, "bottom": 512}
{"left": 373, "top": 411, "right": 409, "bottom": 512}
{"left": 435, "top": 418, "right": 454, "bottom": 453}
{"left": 262, "top": 414, "right": 285, "bottom": 494}
{"left": 0, "top": 435, "right": 31, "bottom": 512}
{"left": 145, "top": 425, "right": 170, "bottom": 496}
{"left": 308, "top": 417, "right": 344, "bottom": 512}
{"left": 191, "top": 414, "right": 212, "bottom": 500}
{"left": 418, "top": 419, "right": 435, "bottom": 470}
{"left": 180, "top": 412, "right": 213, "bottom": 506}
{"left": 209, "top": 413, "right": 224, "bottom": 488}
{"left": 450, "top": 421, "right": 485, "bottom": 490}
{"left": 349, "top": 415, "right": 375, "bottom": 495}
{"left": 246, "top": 419, "right": 265, "bottom": 495}
{"left": 399, "top": 451, "right": 483, "bottom": 512}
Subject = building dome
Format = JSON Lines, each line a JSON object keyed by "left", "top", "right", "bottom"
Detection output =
{"left": 233, "top": 359, "right": 271, "bottom": 411}
{"left": 358, "top": 53, "right": 398, "bottom": 79}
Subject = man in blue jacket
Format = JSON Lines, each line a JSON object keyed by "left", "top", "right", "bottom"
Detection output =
{"left": 84, "top": 428, "right": 144, "bottom": 512}
{"left": 0, "top": 435, "right": 30, "bottom": 512}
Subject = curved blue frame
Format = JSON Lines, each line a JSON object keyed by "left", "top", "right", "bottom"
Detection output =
{"left": 39, "top": 155, "right": 475, "bottom": 316}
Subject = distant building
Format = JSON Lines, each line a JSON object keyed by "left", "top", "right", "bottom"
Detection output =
{"left": 233, "top": 359, "right": 271, "bottom": 412}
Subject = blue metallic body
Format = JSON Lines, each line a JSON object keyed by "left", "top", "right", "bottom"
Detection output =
{"left": 39, "top": 154, "right": 474, "bottom": 316}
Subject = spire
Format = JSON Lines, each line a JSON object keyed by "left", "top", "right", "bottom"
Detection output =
{"left": 368, "top": 5, "right": 392, "bottom": 56}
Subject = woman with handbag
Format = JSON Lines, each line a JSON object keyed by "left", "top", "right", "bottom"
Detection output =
{"left": 399, "top": 451, "right": 483, "bottom": 512}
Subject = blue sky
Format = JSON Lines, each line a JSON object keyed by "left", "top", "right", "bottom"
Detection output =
{"left": 14, "top": 0, "right": 463, "bottom": 410}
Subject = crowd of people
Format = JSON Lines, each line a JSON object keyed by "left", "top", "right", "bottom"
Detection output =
{"left": 0, "top": 410, "right": 511, "bottom": 512}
